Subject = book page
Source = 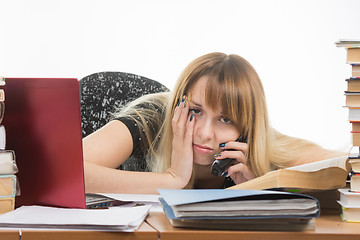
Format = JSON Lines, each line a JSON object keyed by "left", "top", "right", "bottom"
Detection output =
{"left": 285, "top": 156, "right": 348, "bottom": 172}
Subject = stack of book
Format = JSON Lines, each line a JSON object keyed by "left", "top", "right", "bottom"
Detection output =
{"left": 0, "top": 77, "right": 18, "bottom": 214}
{"left": 338, "top": 187, "right": 360, "bottom": 222}
{"left": 336, "top": 40, "right": 360, "bottom": 147}
{"left": 336, "top": 39, "right": 360, "bottom": 222}
{"left": 337, "top": 157, "right": 360, "bottom": 222}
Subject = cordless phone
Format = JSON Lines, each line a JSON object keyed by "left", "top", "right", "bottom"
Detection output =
{"left": 210, "top": 136, "right": 246, "bottom": 176}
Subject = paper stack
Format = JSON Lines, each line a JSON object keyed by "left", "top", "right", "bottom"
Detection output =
{"left": 0, "top": 205, "right": 151, "bottom": 232}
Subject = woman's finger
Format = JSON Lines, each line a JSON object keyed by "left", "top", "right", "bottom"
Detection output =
{"left": 214, "top": 149, "right": 247, "bottom": 165}
{"left": 172, "top": 96, "right": 187, "bottom": 136}
{"left": 227, "top": 163, "right": 256, "bottom": 183}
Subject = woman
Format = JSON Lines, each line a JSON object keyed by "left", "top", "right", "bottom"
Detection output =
{"left": 83, "top": 52, "right": 344, "bottom": 194}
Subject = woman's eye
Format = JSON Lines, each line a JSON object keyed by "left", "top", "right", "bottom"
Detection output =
{"left": 220, "top": 117, "right": 231, "bottom": 124}
{"left": 189, "top": 108, "right": 201, "bottom": 115}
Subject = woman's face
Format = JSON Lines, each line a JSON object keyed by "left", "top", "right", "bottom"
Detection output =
{"left": 188, "top": 76, "right": 240, "bottom": 166}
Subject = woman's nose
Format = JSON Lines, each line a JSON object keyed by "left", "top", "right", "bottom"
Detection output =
{"left": 196, "top": 119, "right": 214, "bottom": 141}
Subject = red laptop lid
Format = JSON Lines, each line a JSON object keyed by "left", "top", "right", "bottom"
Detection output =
{"left": 3, "top": 78, "right": 86, "bottom": 209}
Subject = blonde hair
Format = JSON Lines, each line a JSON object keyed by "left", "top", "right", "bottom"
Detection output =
{"left": 116, "top": 52, "right": 344, "bottom": 188}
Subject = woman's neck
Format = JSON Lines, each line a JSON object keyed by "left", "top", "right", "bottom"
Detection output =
{"left": 193, "top": 163, "right": 226, "bottom": 189}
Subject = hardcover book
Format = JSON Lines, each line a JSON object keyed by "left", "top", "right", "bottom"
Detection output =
{"left": 347, "top": 48, "right": 360, "bottom": 64}
{"left": 0, "top": 175, "right": 18, "bottom": 197}
{"left": 350, "top": 173, "right": 360, "bottom": 192}
{"left": 0, "top": 197, "right": 15, "bottom": 215}
{"left": 337, "top": 190, "right": 360, "bottom": 223}
{"left": 345, "top": 92, "right": 360, "bottom": 107}
{"left": 0, "top": 150, "right": 17, "bottom": 175}
{"left": 347, "top": 78, "right": 360, "bottom": 92}
{"left": 338, "top": 188, "right": 360, "bottom": 206}
{"left": 349, "top": 157, "right": 360, "bottom": 172}
{"left": 353, "top": 65, "right": 360, "bottom": 78}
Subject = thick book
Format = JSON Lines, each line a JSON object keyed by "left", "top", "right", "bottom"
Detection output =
{"left": 338, "top": 188, "right": 360, "bottom": 206}
{"left": 0, "top": 126, "right": 5, "bottom": 150}
{"left": 0, "top": 89, "right": 4, "bottom": 126}
{"left": 347, "top": 78, "right": 360, "bottom": 92}
{"left": 351, "top": 122, "right": 360, "bottom": 132}
{"left": 352, "top": 132, "right": 360, "bottom": 146}
{"left": 0, "top": 197, "right": 15, "bottom": 215}
{"left": 336, "top": 40, "right": 360, "bottom": 64}
{"left": 339, "top": 206, "right": 360, "bottom": 223}
{"left": 337, "top": 190, "right": 360, "bottom": 223}
{"left": 353, "top": 65, "right": 360, "bottom": 78}
{"left": 335, "top": 40, "right": 360, "bottom": 48}
{"left": 228, "top": 156, "right": 349, "bottom": 191}
{"left": 158, "top": 189, "right": 319, "bottom": 231}
{"left": 349, "top": 157, "right": 360, "bottom": 172}
{"left": 347, "top": 48, "right": 360, "bottom": 64}
{"left": 345, "top": 92, "right": 360, "bottom": 107}
{"left": 348, "top": 107, "right": 360, "bottom": 121}
{"left": 0, "top": 89, "right": 4, "bottom": 102}
{"left": 0, "top": 175, "right": 18, "bottom": 197}
{"left": 0, "top": 150, "right": 17, "bottom": 175}
{"left": 350, "top": 173, "right": 360, "bottom": 192}
{"left": 348, "top": 154, "right": 360, "bottom": 192}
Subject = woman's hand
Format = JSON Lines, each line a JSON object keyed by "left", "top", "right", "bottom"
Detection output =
{"left": 167, "top": 96, "right": 195, "bottom": 188}
{"left": 215, "top": 140, "right": 256, "bottom": 184}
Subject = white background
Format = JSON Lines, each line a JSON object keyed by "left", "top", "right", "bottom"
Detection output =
{"left": 1, "top": 0, "right": 359, "bottom": 151}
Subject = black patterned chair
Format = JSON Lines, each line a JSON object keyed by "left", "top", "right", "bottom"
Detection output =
{"left": 79, "top": 71, "right": 169, "bottom": 138}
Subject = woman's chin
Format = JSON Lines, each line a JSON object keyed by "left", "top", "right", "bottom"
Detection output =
{"left": 193, "top": 152, "right": 214, "bottom": 166}
{"left": 193, "top": 159, "right": 213, "bottom": 166}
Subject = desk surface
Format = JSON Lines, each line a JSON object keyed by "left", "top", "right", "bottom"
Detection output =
{"left": 0, "top": 230, "right": 19, "bottom": 240}
{"left": 145, "top": 211, "right": 360, "bottom": 240}
{"left": 1, "top": 211, "right": 360, "bottom": 240}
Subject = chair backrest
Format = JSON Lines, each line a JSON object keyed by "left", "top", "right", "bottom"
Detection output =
{"left": 79, "top": 71, "right": 169, "bottom": 137}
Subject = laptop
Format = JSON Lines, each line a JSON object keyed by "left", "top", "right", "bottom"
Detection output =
{"left": 2, "top": 78, "right": 121, "bottom": 209}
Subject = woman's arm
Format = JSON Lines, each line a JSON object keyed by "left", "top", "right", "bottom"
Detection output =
{"left": 83, "top": 98, "right": 195, "bottom": 194}
{"left": 83, "top": 120, "right": 133, "bottom": 170}
{"left": 83, "top": 120, "right": 184, "bottom": 194}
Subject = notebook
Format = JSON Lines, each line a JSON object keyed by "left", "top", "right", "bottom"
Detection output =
{"left": 2, "top": 78, "right": 119, "bottom": 209}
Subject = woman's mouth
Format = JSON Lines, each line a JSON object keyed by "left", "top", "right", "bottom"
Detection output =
{"left": 193, "top": 144, "right": 213, "bottom": 154}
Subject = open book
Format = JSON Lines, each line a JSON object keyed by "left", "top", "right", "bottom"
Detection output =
{"left": 228, "top": 156, "right": 350, "bottom": 191}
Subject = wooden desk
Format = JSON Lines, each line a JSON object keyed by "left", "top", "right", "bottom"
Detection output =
{"left": 0, "top": 222, "right": 158, "bottom": 240}
{"left": 146, "top": 211, "right": 360, "bottom": 240}
{"left": 0, "top": 230, "right": 19, "bottom": 240}
{"left": 2, "top": 211, "right": 360, "bottom": 240}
